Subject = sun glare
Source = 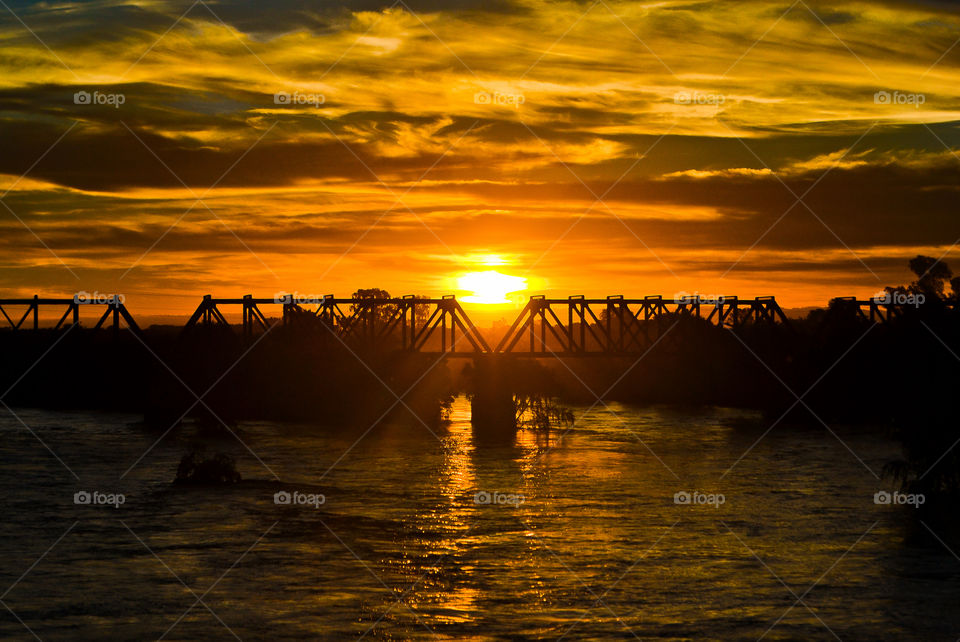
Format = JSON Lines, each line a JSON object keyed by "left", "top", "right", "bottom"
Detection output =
{"left": 458, "top": 270, "right": 527, "bottom": 304}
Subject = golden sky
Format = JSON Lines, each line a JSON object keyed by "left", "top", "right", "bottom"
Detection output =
{"left": 1, "top": 0, "right": 959, "bottom": 314}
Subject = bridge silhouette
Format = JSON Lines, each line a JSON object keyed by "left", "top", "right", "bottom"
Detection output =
{"left": 0, "top": 292, "right": 922, "bottom": 357}
{"left": 0, "top": 296, "right": 141, "bottom": 334}
{"left": 187, "top": 293, "right": 793, "bottom": 355}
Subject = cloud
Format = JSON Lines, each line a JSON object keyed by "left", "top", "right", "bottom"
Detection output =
{"left": 1, "top": 0, "right": 959, "bottom": 306}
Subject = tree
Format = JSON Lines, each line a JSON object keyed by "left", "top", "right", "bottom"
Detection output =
{"left": 351, "top": 288, "right": 396, "bottom": 325}
{"left": 349, "top": 289, "right": 433, "bottom": 326}
{"left": 352, "top": 288, "right": 391, "bottom": 301}
{"left": 412, "top": 294, "right": 431, "bottom": 326}
{"left": 908, "top": 255, "right": 952, "bottom": 299}
{"left": 951, "top": 276, "right": 960, "bottom": 302}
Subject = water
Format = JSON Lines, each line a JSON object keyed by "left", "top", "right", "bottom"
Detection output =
{"left": 1, "top": 398, "right": 958, "bottom": 640}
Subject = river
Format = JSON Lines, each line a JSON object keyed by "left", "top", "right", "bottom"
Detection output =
{"left": 1, "top": 397, "right": 957, "bottom": 640}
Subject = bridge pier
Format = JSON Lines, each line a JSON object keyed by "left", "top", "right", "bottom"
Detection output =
{"left": 469, "top": 356, "right": 517, "bottom": 441}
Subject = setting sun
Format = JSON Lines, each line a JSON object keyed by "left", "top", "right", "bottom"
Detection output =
{"left": 457, "top": 270, "right": 527, "bottom": 304}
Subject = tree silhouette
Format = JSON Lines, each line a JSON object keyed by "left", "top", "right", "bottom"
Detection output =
{"left": 908, "top": 255, "right": 953, "bottom": 299}
{"left": 350, "top": 288, "right": 433, "bottom": 326}
{"left": 412, "top": 294, "right": 431, "bottom": 326}
{"left": 351, "top": 287, "right": 396, "bottom": 325}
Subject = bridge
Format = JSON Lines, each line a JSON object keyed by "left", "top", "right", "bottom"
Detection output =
{"left": 178, "top": 293, "right": 797, "bottom": 356}
{"left": 0, "top": 292, "right": 799, "bottom": 357}
{"left": 0, "top": 295, "right": 140, "bottom": 335}
{"left": 2, "top": 292, "right": 951, "bottom": 355}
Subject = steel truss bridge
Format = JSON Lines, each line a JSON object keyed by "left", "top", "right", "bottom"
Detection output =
{"left": 0, "top": 295, "right": 141, "bottom": 334}
{"left": 2, "top": 293, "right": 798, "bottom": 356}
{"left": 181, "top": 294, "right": 798, "bottom": 356}
{"left": 5, "top": 292, "right": 952, "bottom": 356}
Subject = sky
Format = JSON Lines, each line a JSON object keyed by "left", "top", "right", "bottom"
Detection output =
{"left": 1, "top": 0, "right": 959, "bottom": 315}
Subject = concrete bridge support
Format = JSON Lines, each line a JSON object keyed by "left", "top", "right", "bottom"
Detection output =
{"left": 469, "top": 356, "right": 518, "bottom": 442}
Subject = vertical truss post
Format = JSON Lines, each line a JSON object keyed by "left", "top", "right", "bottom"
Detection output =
{"left": 442, "top": 295, "right": 457, "bottom": 353}
{"left": 648, "top": 295, "right": 663, "bottom": 345}
{"left": 605, "top": 296, "right": 616, "bottom": 353}
{"left": 112, "top": 299, "right": 120, "bottom": 338}
{"left": 569, "top": 295, "right": 586, "bottom": 353}
{"left": 540, "top": 300, "right": 546, "bottom": 353}
{"left": 402, "top": 295, "right": 414, "bottom": 350}
{"left": 441, "top": 299, "right": 447, "bottom": 353}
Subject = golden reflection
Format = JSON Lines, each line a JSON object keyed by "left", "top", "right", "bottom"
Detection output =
{"left": 438, "top": 397, "right": 477, "bottom": 512}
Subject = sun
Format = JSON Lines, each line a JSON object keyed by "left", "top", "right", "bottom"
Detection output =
{"left": 457, "top": 270, "right": 527, "bottom": 304}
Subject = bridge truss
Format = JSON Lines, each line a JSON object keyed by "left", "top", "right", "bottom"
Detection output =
{"left": 182, "top": 294, "right": 492, "bottom": 353}
{"left": 0, "top": 296, "right": 141, "bottom": 334}
{"left": 9, "top": 291, "right": 945, "bottom": 356}
{"left": 825, "top": 296, "right": 959, "bottom": 324}
{"left": 494, "top": 295, "right": 790, "bottom": 356}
